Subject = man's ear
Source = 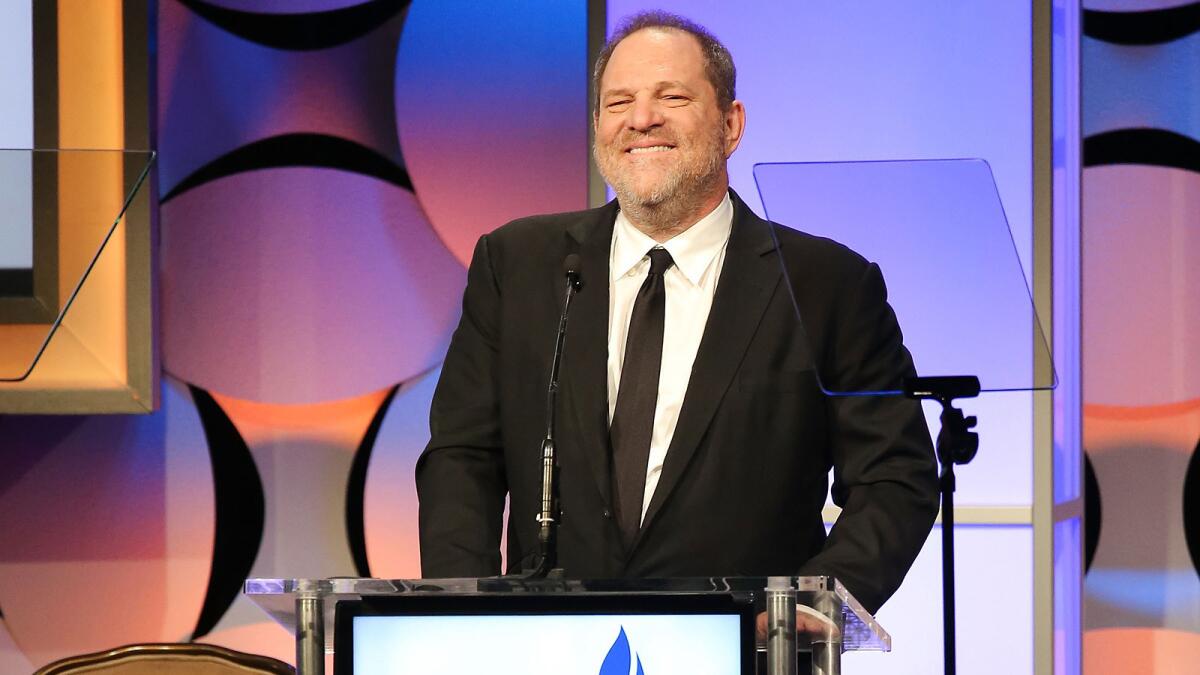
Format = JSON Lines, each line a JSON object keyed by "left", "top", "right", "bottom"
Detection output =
{"left": 724, "top": 100, "right": 747, "bottom": 157}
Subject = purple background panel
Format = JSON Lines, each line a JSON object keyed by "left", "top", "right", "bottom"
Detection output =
{"left": 362, "top": 366, "right": 440, "bottom": 578}
{"left": 1082, "top": 165, "right": 1200, "bottom": 407}
{"left": 0, "top": 378, "right": 215, "bottom": 668}
{"left": 161, "top": 168, "right": 464, "bottom": 405}
{"left": 158, "top": 0, "right": 405, "bottom": 196}
{"left": 394, "top": 0, "right": 589, "bottom": 265}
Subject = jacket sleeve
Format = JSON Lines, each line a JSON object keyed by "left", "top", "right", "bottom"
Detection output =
{"left": 415, "top": 234, "right": 508, "bottom": 578}
{"left": 796, "top": 261, "right": 940, "bottom": 614}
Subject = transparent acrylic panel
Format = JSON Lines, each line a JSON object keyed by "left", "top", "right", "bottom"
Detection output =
{"left": 753, "top": 159, "right": 1055, "bottom": 396}
{"left": 0, "top": 149, "right": 155, "bottom": 381}
{"left": 244, "top": 576, "right": 889, "bottom": 654}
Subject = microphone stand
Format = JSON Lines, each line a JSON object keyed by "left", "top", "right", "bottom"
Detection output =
{"left": 525, "top": 260, "right": 583, "bottom": 579}
{"left": 904, "top": 375, "right": 980, "bottom": 675}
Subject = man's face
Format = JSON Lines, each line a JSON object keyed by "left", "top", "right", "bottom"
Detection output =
{"left": 594, "top": 29, "right": 743, "bottom": 210}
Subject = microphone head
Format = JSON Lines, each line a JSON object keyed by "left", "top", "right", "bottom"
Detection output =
{"left": 563, "top": 254, "right": 583, "bottom": 290}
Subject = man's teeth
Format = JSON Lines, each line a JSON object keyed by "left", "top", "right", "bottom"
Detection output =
{"left": 629, "top": 145, "right": 672, "bottom": 154}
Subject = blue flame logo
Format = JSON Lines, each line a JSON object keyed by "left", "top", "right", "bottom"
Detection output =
{"left": 599, "top": 627, "right": 645, "bottom": 675}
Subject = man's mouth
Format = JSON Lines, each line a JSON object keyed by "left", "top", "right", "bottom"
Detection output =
{"left": 627, "top": 145, "right": 674, "bottom": 154}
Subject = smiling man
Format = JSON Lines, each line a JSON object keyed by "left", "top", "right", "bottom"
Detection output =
{"left": 417, "top": 11, "right": 938, "bottom": 621}
{"left": 591, "top": 22, "right": 741, "bottom": 243}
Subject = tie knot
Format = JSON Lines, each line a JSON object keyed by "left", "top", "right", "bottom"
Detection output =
{"left": 646, "top": 248, "right": 674, "bottom": 276}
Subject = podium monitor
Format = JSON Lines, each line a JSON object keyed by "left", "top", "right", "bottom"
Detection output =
{"left": 334, "top": 592, "right": 755, "bottom": 675}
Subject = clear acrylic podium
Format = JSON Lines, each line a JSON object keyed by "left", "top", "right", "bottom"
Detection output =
{"left": 0, "top": 148, "right": 155, "bottom": 383}
{"left": 245, "top": 576, "right": 890, "bottom": 675}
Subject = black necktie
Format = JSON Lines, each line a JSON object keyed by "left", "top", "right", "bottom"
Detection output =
{"left": 611, "top": 247, "right": 675, "bottom": 550}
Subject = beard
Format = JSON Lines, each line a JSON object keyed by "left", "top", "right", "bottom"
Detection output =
{"left": 594, "top": 123, "right": 728, "bottom": 231}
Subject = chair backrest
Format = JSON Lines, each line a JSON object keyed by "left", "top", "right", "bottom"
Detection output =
{"left": 34, "top": 643, "right": 295, "bottom": 675}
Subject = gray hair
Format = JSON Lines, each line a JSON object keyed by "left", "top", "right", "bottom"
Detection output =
{"left": 592, "top": 11, "right": 737, "bottom": 118}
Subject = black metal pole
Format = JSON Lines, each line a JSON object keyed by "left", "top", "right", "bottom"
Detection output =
{"left": 904, "top": 376, "right": 979, "bottom": 675}
{"left": 941, "top": 458, "right": 956, "bottom": 675}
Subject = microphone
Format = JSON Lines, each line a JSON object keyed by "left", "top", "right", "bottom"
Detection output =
{"left": 526, "top": 254, "right": 583, "bottom": 579}
{"left": 564, "top": 253, "right": 583, "bottom": 291}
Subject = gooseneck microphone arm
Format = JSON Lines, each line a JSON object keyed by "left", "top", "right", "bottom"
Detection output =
{"left": 525, "top": 253, "right": 583, "bottom": 579}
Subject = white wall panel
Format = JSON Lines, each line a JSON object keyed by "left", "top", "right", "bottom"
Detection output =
{"left": 0, "top": 1, "right": 33, "bottom": 271}
{"left": 845, "top": 525, "right": 1034, "bottom": 673}
{"left": 0, "top": 2, "right": 32, "bottom": 149}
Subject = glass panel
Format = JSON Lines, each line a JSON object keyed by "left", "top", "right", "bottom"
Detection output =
{"left": 0, "top": 149, "right": 155, "bottom": 381}
{"left": 753, "top": 159, "right": 1055, "bottom": 396}
{"left": 244, "top": 576, "right": 889, "bottom": 653}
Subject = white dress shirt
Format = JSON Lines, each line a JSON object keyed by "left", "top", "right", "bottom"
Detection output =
{"left": 607, "top": 193, "right": 734, "bottom": 522}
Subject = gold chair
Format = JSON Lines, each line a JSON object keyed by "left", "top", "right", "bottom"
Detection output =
{"left": 34, "top": 643, "right": 294, "bottom": 675}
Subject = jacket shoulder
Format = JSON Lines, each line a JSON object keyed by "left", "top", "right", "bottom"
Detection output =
{"left": 467, "top": 204, "right": 611, "bottom": 280}
{"left": 769, "top": 220, "right": 873, "bottom": 278}
{"left": 486, "top": 205, "right": 607, "bottom": 246}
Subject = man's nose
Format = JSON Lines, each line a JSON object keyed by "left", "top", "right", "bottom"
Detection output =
{"left": 626, "top": 98, "right": 665, "bottom": 131}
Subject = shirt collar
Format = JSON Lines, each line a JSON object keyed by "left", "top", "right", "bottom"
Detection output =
{"left": 610, "top": 193, "right": 734, "bottom": 285}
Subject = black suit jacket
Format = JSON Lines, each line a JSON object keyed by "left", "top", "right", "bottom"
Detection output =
{"left": 416, "top": 191, "right": 938, "bottom": 613}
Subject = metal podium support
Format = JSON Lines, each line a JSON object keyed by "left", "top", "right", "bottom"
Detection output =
{"left": 295, "top": 593, "right": 324, "bottom": 675}
{"left": 766, "top": 578, "right": 798, "bottom": 675}
{"left": 811, "top": 585, "right": 845, "bottom": 675}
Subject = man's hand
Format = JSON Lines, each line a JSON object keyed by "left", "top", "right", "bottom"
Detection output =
{"left": 755, "top": 607, "right": 841, "bottom": 644}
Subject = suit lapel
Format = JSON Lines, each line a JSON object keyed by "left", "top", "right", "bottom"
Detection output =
{"left": 636, "top": 193, "right": 782, "bottom": 545}
{"left": 562, "top": 201, "right": 619, "bottom": 507}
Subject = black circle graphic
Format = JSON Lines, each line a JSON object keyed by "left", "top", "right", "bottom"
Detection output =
{"left": 1183, "top": 434, "right": 1200, "bottom": 580}
{"left": 1085, "top": 451, "right": 1102, "bottom": 573}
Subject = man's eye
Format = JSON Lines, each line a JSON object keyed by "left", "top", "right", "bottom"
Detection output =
{"left": 606, "top": 100, "right": 632, "bottom": 110}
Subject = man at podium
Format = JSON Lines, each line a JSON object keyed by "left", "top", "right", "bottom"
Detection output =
{"left": 416, "top": 11, "right": 938, "bottom": 617}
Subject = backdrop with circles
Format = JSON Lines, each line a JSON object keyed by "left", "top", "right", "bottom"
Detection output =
{"left": 0, "top": 0, "right": 588, "bottom": 668}
{"left": 1080, "top": 0, "right": 1200, "bottom": 670}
